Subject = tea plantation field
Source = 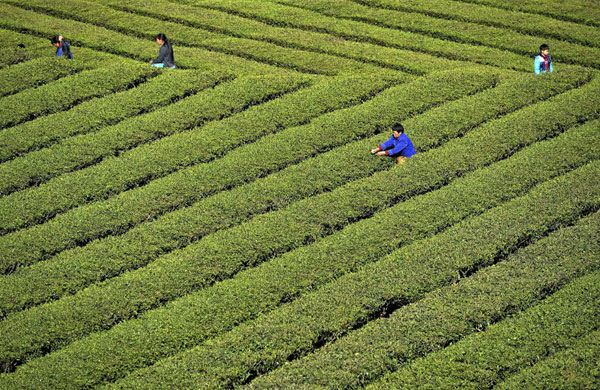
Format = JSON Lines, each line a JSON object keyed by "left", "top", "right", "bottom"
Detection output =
{"left": 0, "top": 0, "right": 599, "bottom": 388}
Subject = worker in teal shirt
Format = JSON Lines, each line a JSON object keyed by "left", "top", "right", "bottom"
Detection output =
{"left": 371, "top": 123, "right": 416, "bottom": 164}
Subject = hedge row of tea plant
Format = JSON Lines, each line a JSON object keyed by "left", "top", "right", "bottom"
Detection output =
{"left": 3, "top": 0, "right": 386, "bottom": 77}
{"left": 0, "top": 2, "right": 292, "bottom": 74}
{"left": 0, "top": 28, "right": 54, "bottom": 68}
{"left": 2, "top": 108, "right": 597, "bottom": 379}
{"left": 496, "top": 328, "right": 600, "bottom": 390}
{"left": 248, "top": 169, "right": 600, "bottom": 389}
{"left": 0, "top": 74, "right": 311, "bottom": 233}
{"left": 0, "top": 69, "right": 231, "bottom": 163}
{"left": 355, "top": 0, "right": 600, "bottom": 47}
{"left": 0, "top": 44, "right": 132, "bottom": 98}
{"left": 0, "top": 69, "right": 233, "bottom": 192}
{"left": 250, "top": 205, "right": 600, "bottom": 390}
{"left": 100, "top": 0, "right": 469, "bottom": 76}
{"left": 455, "top": 0, "right": 600, "bottom": 27}
{"left": 0, "top": 72, "right": 301, "bottom": 197}
{"left": 102, "top": 162, "right": 600, "bottom": 390}
{"left": 0, "top": 74, "right": 393, "bottom": 271}
{"left": 370, "top": 256, "right": 600, "bottom": 389}
{"left": 277, "top": 0, "right": 600, "bottom": 68}
{"left": 17, "top": 127, "right": 600, "bottom": 389}
{"left": 0, "top": 68, "right": 483, "bottom": 274}
{"left": 189, "top": 0, "right": 535, "bottom": 72}
{"left": 0, "top": 70, "right": 592, "bottom": 322}
{"left": 0, "top": 68, "right": 499, "bottom": 362}
{"left": 0, "top": 58, "right": 86, "bottom": 98}
{"left": 0, "top": 61, "right": 157, "bottom": 129}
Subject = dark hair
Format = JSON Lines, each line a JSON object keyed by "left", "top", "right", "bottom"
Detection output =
{"left": 51, "top": 35, "right": 72, "bottom": 59}
{"left": 391, "top": 123, "right": 404, "bottom": 133}
{"left": 155, "top": 33, "right": 169, "bottom": 43}
{"left": 540, "top": 44, "right": 549, "bottom": 51}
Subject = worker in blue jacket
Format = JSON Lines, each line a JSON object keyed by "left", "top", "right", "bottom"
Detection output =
{"left": 50, "top": 35, "right": 73, "bottom": 59}
{"left": 534, "top": 44, "right": 553, "bottom": 74}
{"left": 371, "top": 123, "right": 416, "bottom": 164}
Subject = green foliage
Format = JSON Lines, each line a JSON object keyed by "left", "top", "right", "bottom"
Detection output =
{"left": 101, "top": 0, "right": 469, "bottom": 76}
{"left": 2, "top": 0, "right": 387, "bottom": 76}
{"left": 0, "top": 69, "right": 591, "bottom": 326}
{"left": 0, "top": 74, "right": 310, "bottom": 233}
{"left": 0, "top": 0, "right": 598, "bottom": 386}
{"left": 0, "top": 58, "right": 85, "bottom": 98}
{"left": 0, "top": 73, "right": 394, "bottom": 273}
{"left": 0, "top": 67, "right": 483, "bottom": 270}
{"left": 0, "top": 2, "right": 285, "bottom": 73}
{"left": 370, "top": 265, "right": 600, "bottom": 389}
{"left": 0, "top": 69, "right": 234, "bottom": 194}
{"left": 279, "top": 0, "right": 600, "bottom": 68}
{"left": 0, "top": 28, "right": 52, "bottom": 68}
{"left": 102, "top": 162, "right": 600, "bottom": 390}
{"left": 0, "top": 68, "right": 495, "bottom": 365}
{"left": 189, "top": 0, "right": 536, "bottom": 72}
{"left": 0, "top": 62, "right": 157, "bottom": 129}
{"left": 496, "top": 328, "right": 600, "bottom": 390}
{"left": 0, "top": 46, "right": 129, "bottom": 98}
{"left": 0, "top": 69, "right": 230, "bottom": 163}
{"left": 251, "top": 183, "right": 600, "bottom": 389}
{"left": 455, "top": 0, "right": 600, "bottom": 27}
{"left": 355, "top": 0, "right": 600, "bottom": 48}
{"left": 2, "top": 107, "right": 599, "bottom": 389}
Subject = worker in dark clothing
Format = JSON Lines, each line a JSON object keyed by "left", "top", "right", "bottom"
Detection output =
{"left": 371, "top": 123, "right": 416, "bottom": 164}
{"left": 149, "top": 33, "right": 176, "bottom": 69}
{"left": 50, "top": 35, "right": 73, "bottom": 59}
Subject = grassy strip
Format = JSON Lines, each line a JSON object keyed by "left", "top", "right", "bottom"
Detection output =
{"left": 454, "top": 0, "right": 600, "bottom": 28}
{"left": 0, "top": 58, "right": 85, "bottom": 98}
{"left": 4, "top": 0, "right": 386, "bottom": 76}
{"left": 247, "top": 166, "right": 600, "bottom": 389}
{"left": 278, "top": 0, "right": 600, "bottom": 68}
{"left": 0, "top": 74, "right": 309, "bottom": 233}
{"left": 0, "top": 71, "right": 589, "bottom": 315}
{"left": 0, "top": 28, "right": 53, "bottom": 68}
{"left": 102, "top": 162, "right": 600, "bottom": 390}
{"left": 496, "top": 329, "right": 600, "bottom": 390}
{"left": 0, "top": 26, "right": 159, "bottom": 72}
{"left": 0, "top": 68, "right": 482, "bottom": 275}
{"left": 0, "top": 74, "right": 399, "bottom": 270}
{"left": 370, "top": 258, "right": 600, "bottom": 389}
{"left": 0, "top": 69, "right": 497, "bottom": 364}
{"left": 3, "top": 119, "right": 598, "bottom": 387}
{"left": 99, "top": 0, "right": 469, "bottom": 76}
{"left": 0, "top": 3, "right": 294, "bottom": 74}
{"left": 2, "top": 83, "right": 598, "bottom": 380}
{"left": 0, "top": 70, "right": 251, "bottom": 195}
{"left": 0, "top": 45, "right": 127, "bottom": 98}
{"left": 0, "top": 61, "right": 157, "bottom": 129}
{"left": 186, "top": 0, "right": 535, "bottom": 72}
{"left": 353, "top": 0, "right": 600, "bottom": 48}
{"left": 0, "top": 69, "right": 229, "bottom": 163}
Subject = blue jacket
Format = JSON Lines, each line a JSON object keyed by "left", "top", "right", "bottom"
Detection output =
{"left": 534, "top": 54, "right": 552, "bottom": 74}
{"left": 55, "top": 41, "right": 73, "bottom": 59}
{"left": 379, "top": 133, "right": 416, "bottom": 158}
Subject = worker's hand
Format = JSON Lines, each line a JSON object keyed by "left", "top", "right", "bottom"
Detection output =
{"left": 370, "top": 148, "right": 379, "bottom": 154}
{"left": 375, "top": 151, "right": 387, "bottom": 156}
{"left": 149, "top": 60, "right": 153, "bottom": 64}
